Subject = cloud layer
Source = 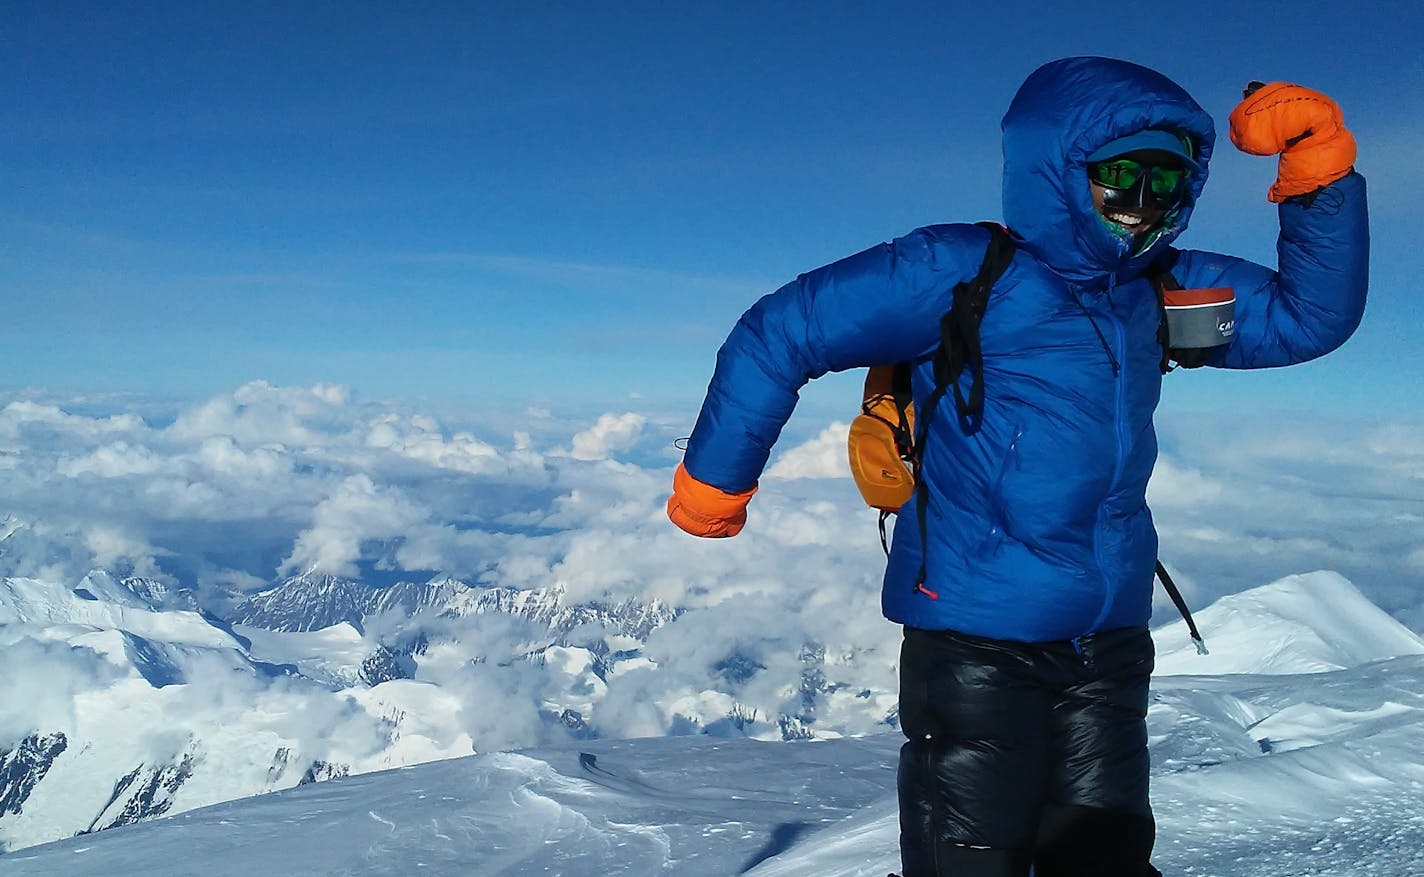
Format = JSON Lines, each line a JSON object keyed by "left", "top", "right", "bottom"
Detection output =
{"left": 2, "top": 382, "right": 1421, "bottom": 636}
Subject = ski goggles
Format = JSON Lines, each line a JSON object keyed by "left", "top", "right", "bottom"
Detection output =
{"left": 1087, "top": 158, "right": 1190, "bottom": 209}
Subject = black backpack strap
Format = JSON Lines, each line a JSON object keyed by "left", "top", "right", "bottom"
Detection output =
{"left": 860, "top": 362, "right": 917, "bottom": 461}
{"left": 912, "top": 222, "right": 1016, "bottom": 589}
{"left": 935, "top": 222, "right": 1016, "bottom": 430}
{"left": 891, "top": 361, "right": 914, "bottom": 463}
{"left": 891, "top": 360, "right": 913, "bottom": 415}
{"left": 1155, "top": 559, "right": 1209, "bottom": 655}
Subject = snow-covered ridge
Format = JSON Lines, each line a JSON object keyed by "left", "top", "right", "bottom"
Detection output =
{"left": 1, "top": 575, "right": 240, "bottom": 651}
{"left": 4, "top": 567, "right": 1422, "bottom": 863}
{"left": 1154, "top": 570, "right": 1424, "bottom": 676}
{"left": 230, "top": 570, "right": 677, "bottom": 640}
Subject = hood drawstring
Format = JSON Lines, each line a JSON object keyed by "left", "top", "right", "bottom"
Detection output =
{"left": 1075, "top": 278, "right": 1121, "bottom": 376}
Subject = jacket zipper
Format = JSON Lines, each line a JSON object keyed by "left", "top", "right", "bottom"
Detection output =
{"left": 1089, "top": 274, "right": 1127, "bottom": 634}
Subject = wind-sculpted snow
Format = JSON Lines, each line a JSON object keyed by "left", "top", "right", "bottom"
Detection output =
{"left": 2, "top": 736, "right": 901, "bottom": 875}
{"left": 1144, "top": 655, "right": 1424, "bottom": 876}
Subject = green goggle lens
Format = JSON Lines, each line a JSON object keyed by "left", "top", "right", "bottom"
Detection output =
{"left": 1089, "top": 159, "right": 1188, "bottom": 197}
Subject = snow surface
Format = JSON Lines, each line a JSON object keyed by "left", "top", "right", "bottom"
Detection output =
{"left": 6, "top": 570, "right": 1424, "bottom": 876}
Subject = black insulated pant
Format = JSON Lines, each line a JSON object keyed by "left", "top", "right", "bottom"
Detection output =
{"left": 897, "top": 625, "right": 1161, "bottom": 877}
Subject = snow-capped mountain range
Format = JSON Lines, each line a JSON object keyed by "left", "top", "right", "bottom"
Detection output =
{"left": 4, "top": 569, "right": 1424, "bottom": 875}
{"left": 0, "top": 567, "right": 885, "bottom": 853}
{"left": 229, "top": 570, "right": 676, "bottom": 640}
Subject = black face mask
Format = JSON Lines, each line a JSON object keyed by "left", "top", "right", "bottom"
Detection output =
{"left": 1088, "top": 158, "right": 1189, "bottom": 211}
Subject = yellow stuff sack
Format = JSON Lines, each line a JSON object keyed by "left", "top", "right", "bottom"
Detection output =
{"left": 847, "top": 365, "right": 916, "bottom": 512}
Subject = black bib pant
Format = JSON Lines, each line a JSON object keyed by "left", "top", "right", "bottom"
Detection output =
{"left": 897, "top": 625, "right": 1162, "bottom": 877}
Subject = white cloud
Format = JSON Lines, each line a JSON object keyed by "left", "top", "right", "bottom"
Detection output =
{"left": 765, "top": 421, "right": 853, "bottom": 480}
{"left": 1146, "top": 456, "right": 1225, "bottom": 507}
{"left": 166, "top": 381, "right": 350, "bottom": 447}
{"left": 0, "top": 401, "right": 143, "bottom": 441}
{"left": 0, "top": 634, "right": 120, "bottom": 742}
{"left": 365, "top": 413, "right": 526, "bottom": 476}
{"left": 56, "top": 441, "right": 165, "bottom": 478}
{"left": 569, "top": 413, "right": 646, "bottom": 461}
{"left": 280, "top": 475, "right": 430, "bottom": 578}
{"left": 195, "top": 436, "right": 292, "bottom": 480}
{"left": 83, "top": 526, "right": 166, "bottom": 577}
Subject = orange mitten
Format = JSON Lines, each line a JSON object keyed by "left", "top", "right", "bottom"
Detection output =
{"left": 666, "top": 463, "right": 757, "bottom": 538}
{"left": 1229, "top": 81, "right": 1356, "bottom": 203}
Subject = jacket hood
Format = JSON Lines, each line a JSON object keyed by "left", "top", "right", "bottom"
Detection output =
{"left": 1001, "top": 57, "right": 1216, "bottom": 284}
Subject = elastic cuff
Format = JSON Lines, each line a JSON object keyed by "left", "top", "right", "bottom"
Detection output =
{"left": 671, "top": 463, "right": 756, "bottom": 517}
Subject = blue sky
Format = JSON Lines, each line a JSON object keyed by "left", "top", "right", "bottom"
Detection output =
{"left": 4, "top": 1, "right": 1422, "bottom": 423}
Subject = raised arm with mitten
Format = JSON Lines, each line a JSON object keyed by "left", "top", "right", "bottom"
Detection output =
{"left": 1173, "top": 82, "right": 1368, "bottom": 370}
{"left": 1229, "top": 81, "right": 1357, "bottom": 202}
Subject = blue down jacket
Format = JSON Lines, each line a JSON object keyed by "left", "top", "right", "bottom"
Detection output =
{"left": 683, "top": 57, "right": 1369, "bottom": 642}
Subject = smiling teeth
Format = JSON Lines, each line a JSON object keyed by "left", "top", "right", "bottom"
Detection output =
{"left": 1107, "top": 212, "right": 1144, "bottom": 227}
